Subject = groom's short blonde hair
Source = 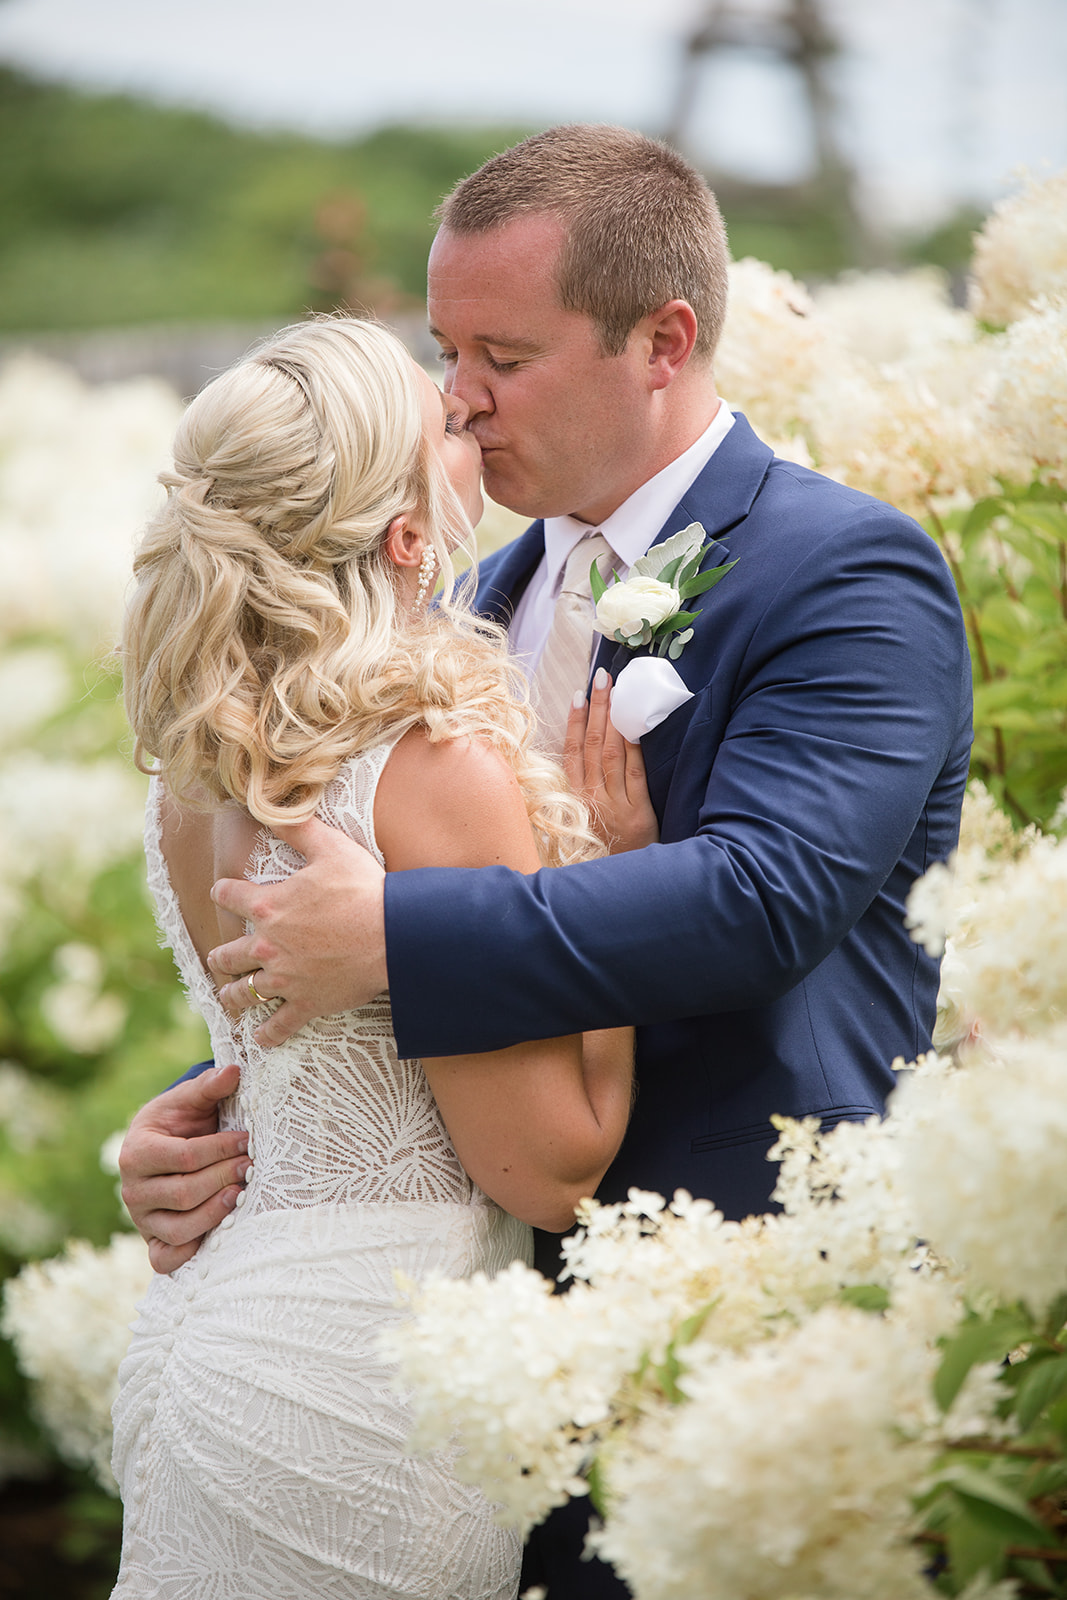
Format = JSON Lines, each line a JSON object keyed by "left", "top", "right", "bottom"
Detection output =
{"left": 437, "top": 124, "right": 729, "bottom": 362}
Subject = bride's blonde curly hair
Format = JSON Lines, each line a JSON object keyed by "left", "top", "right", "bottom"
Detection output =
{"left": 123, "top": 317, "right": 600, "bottom": 867}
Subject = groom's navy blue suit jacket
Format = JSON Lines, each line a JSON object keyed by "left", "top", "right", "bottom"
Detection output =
{"left": 384, "top": 413, "right": 973, "bottom": 1231}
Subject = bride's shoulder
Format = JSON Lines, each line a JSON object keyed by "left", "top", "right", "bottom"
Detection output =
{"left": 374, "top": 727, "right": 540, "bottom": 874}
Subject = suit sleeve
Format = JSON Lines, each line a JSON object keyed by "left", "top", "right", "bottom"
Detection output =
{"left": 384, "top": 510, "right": 972, "bottom": 1059}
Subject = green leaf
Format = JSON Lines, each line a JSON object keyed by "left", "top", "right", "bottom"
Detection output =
{"left": 944, "top": 1505, "right": 1008, "bottom": 1587}
{"left": 1013, "top": 505, "right": 1067, "bottom": 543}
{"left": 589, "top": 557, "right": 609, "bottom": 606}
{"left": 958, "top": 495, "right": 1010, "bottom": 543}
{"left": 943, "top": 1466, "right": 1050, "bottom": 1543}
{"left": 1043, "top": 1292, "right": 1067, "bottom": 1340}
{"left": 653, "top": 610, "right": 700, "bottom": 635}
{"left": 1046, "top": 1394, "right": 1067, "bottom": 1447}
{"left": 674, "top": 1300, "right": 717, "bottom": 1348}
{"left": 934, "top": 1309, "right": 1033, "bottom": 1412}
{"left": 839, "top": 1283, "right": 890, "bottom": 1313}
{"left": 652, "top": 1347, "right": 685, "bottom": 1404}
{"left": 677, "top": 559, "right": 739, "bottom": 601}
{"left": 1023, "top": 1460, "right": 1067, "bottom": 1501}
{"left": 1011, "top": 1557, "right": 1060, "bottom": 1595}
{"left": 586, "top": 1454, "right": 608, "bottom": 1519}
{"left": 1015, "top": 1354, "right": 1067, "bottom": 1432}
{"left": 674, "top": 547, "right": 711, "bottom": 590}
{"left": 655, "top": 553, "right": 687, "bottom": 586}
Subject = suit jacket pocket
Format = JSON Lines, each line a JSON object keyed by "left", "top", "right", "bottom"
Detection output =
{"left": 640, "top": 689, "right": 712, "bottom": 779}
{"left": 690, "top": 1104, "right": 878, "bottom": 1154}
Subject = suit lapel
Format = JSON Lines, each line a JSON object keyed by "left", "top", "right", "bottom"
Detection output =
{"left": 473, "top": 521, "right": 545, "bottom": 626}
{"left": 592, "top": 410, "right": 775, "bottom": 678}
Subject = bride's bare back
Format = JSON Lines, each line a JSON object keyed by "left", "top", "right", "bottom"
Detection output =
{"left": 160, "top": 727, "right": 632, "bottom": 1233}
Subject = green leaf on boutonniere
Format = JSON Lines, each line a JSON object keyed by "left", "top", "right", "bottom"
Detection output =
{"left": 589, "top": 556, "right": 610, "bottom": 606}
{"left": 679, "top": 559, "right": 739, "bottom": 600}
{"left": 667, "top": 629, "right": 694, "bottom": 660}
{"left": 652, "top": 552, "right": 688, "bottom": 587}
{"left": 674, "top": 547, "right": 708, "bottom": 590}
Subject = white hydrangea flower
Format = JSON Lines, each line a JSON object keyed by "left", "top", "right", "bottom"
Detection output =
{"left": 893, "top": 1024, "right": 1067, "bottom": 1317}
{"left": 767, "top": 1111, "right": 933, "bottom": 1299}
{"left": 0, "top": 1061, "right": 64, "bottom": 1153}
{"left": 969, "top": 168, "right": 1067, "bottom": 328}
{"left": 814, "top": 266, "right": 975, "bottom": 368}
{"left": 39, "top": 942, "right": 128, "bottom": 1054}
{"left": 0, "top": 646, "right": 71, "bottom": 749}
{"left": 0, "top": 1181, "right": 62, "bottom": 1256}
{"left": 0, "top": 750, "right": 146, "bottom": 966}
{"left": 0, "top": 753, "right": 145, "bottom": 887}
{"left": 0, "top": 1232, "right": 151, "bottom": 1490}
{"left": 805, "top": 339, "right": 1008, "bottom": 518}
{"left": 715, "top": 257, "right": 829, "bottom": 445}
{"left": 592, "top": 1306, "right": 939, "bottom": 1600}
{"left": 384, "top": 1259, "right": 627, "bottom": 1529}
{"left": 391, "top": 1165, "right": 957, "bottom": 1549}
{"left": 984, "top": 295, "right": 1067, "bottom": 482}
{"left": 909, "top": 819, "right": 1067, "bottom": 1042}
{"left": 0, "top": 354, "right": 180, "bottom": 652}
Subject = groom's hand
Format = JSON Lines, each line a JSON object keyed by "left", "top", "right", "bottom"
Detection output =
{"left": 208, "top": 816, "right": 388, "bottom": 1049}
{"left": 120, "top": 1064, "right": 249, "bottom": 1275}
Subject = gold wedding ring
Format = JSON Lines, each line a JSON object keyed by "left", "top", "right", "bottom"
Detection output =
{"left": 247, "top": 972, "right": 269, "bottom": 1005}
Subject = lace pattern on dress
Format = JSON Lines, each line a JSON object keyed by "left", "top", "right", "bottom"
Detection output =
{"left": 145, "top": 734, "right": 480, "bottom": 1214}
{"left": 116, "top": 733, "right": 530, "bottom": 1598}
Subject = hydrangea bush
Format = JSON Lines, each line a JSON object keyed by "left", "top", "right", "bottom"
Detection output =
{"left": 0, "top": 356, "right": 211, "bottom": 1477}
{"left": 391, "top": 793, "right": 1067, "bottom": 1597}
{"left": 718, "top": 167, "right": 1067, "bottom": 828}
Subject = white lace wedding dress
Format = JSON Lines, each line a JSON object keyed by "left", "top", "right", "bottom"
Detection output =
{"left": 111, "top": 735, "right": 531, "bottom": 1599}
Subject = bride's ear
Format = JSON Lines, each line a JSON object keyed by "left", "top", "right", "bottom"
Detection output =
{"left": 382, "top": 515, "right": 425, "bottom": 571}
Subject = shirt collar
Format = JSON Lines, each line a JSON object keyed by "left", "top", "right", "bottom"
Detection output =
{"left": 542, "top": 400, "right": 735, "bottom": 593}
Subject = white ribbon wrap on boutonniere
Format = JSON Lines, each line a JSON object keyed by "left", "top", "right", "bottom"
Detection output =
{"left": 609, "top": 656, "right": 695, "bottom": 743}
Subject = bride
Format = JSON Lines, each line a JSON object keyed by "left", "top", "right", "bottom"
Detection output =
{"left": 111, "top": 317, "right": 635, "bottom": 1599}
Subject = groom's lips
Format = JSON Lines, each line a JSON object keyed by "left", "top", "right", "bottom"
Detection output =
{"left": 475, "top": 445, "right": 509, "bottom": 475}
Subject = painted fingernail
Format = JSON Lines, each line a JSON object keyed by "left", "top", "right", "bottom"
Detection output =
{"left": 594, "top": 668, "right": 609, "bottom": 690}
{"left": 222, "top": 1189, "right": 238, "bottom": 1210}
{"left": 572, "top": 690, "right": 586, "bottom": 710}
{"left": 236, "top": 1161, "right": 251, "bottom": 1182}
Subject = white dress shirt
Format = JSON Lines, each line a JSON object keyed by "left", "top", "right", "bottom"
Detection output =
{"left": 508, "top": 401, "right": 736, "bottom": 676}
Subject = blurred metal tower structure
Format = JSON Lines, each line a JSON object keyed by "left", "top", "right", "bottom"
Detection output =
{"left": 666, "top": 0, "right": 872, "bottom": 264}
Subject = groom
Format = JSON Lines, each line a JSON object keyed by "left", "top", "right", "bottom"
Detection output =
{"left": 121, "top": 126, "right": 972, "bottom": 1597}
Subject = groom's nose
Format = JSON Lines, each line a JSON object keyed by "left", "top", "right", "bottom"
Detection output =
{"left": 445, "top": 354, "right": 494, "bottom": 420}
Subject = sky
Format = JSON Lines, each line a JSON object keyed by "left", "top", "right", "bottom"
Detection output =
{"left": 0, "top": 0, "right": 1063, "bottom": 229}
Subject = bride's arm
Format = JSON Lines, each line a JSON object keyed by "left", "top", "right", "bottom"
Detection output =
{"left": 375, "top": 729, "right": 633, "bottom": 1233}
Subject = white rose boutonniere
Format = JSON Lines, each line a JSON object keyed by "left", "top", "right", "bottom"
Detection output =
{"left": 590, "top": 521, "right": 737, "bottom": 661}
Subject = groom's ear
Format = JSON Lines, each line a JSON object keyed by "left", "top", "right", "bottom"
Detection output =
{"left": 643, "top": 300, "right": 699, "bottom": 390}
{"left": 383, "top": 515, "right": 424, "bottom": 570}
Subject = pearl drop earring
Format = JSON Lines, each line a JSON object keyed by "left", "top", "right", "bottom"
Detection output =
{"left": 412, "top": 545, "right": 437, "bottom": 612}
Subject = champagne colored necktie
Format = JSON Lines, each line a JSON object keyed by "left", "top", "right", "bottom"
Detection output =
{"left": 532, "top": 531, "right": 613, "bottom": 755}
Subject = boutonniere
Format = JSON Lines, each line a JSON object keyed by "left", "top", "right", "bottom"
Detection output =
{"left": 590, "top": 522, "right": 737, "bottom": 661}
